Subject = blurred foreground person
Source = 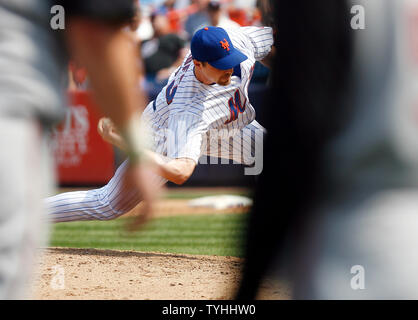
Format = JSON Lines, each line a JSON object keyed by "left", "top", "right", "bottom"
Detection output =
{"left": 0, "top": 0, "right": 156, "bottom": 299}
{"left": 238, "top": 0, "right": 418, "bottom": 299}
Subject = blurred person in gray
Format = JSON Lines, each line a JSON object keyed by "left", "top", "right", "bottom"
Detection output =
{"left": 0, "top": 0, "right": 157, "bottom": 299}
{"left": 296, "top": 0, "right": 418, "bottom": 299}
{"left": 238, "top": 0, "right": 418, "bottom": 299}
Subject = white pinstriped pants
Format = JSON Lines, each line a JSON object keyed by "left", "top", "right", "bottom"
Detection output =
{"left": 46, "top": 160, "right": 167, "bottom": 223}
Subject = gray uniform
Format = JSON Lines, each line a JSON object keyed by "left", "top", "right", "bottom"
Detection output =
{"left": 0, "top": 0, "right": 135, "bottom": 298}
{"left": 0, "top": 0, "right": 66, "bottom": 299}
{"left": 294, "top": 0, "right": 418, "bottom": 299}
{"left": 0, "top": 1, "right": 67, "bottom": 122}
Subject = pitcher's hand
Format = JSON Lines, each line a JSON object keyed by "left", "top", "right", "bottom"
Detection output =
{"left": 97, "top": 117, "right": 128, "bottom": 151}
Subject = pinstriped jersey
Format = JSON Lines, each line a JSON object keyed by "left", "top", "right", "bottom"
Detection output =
{"left": 142, "top": 26, "right": 274, "bottom": 163}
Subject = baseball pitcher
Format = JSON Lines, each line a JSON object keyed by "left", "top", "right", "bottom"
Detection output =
{"left": 45, "top": 26, "right": 275, "bottom": 225}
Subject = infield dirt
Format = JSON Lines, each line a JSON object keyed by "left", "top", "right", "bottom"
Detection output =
{"left": 32, "top": 248, "right": 289, "bottom": 300}
{"left": 31, "top": 188, "right": 290, "bottom": 300}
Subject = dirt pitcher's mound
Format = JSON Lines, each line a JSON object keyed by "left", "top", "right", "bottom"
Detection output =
{"left": 32, "top": 248, "right": 289, "bottom": 300}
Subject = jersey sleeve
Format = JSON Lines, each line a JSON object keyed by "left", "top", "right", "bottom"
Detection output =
{"left": 240, "top": 26, "right": 274, "bottom": 61}
{"left": 166, "top": 113, "right": 207, "bottom": 164}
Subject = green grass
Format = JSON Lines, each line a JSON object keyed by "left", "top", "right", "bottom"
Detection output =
{"left": 49, "top": 213, "right": 248, "bottom": 257}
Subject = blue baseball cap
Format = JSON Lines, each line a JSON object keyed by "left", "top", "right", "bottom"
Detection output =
{"left": 191, "top": 26, "right": 248, "bottom": 70}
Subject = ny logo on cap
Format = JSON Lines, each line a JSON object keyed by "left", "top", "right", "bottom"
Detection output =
{"left": 220, "top": 39, "right": 230, "bottom": 51}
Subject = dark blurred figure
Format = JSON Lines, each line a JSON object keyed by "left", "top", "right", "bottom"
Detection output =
{"left": 238, "top": 0, "right": 418, "bottom": 299}
{"left": 237, "top": 0, "right": 353, "bottom": 299}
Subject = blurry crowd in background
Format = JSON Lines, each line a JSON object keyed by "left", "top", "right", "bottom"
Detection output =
{"left": 68, "top": 0, "right": 272, "bottom": 97}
